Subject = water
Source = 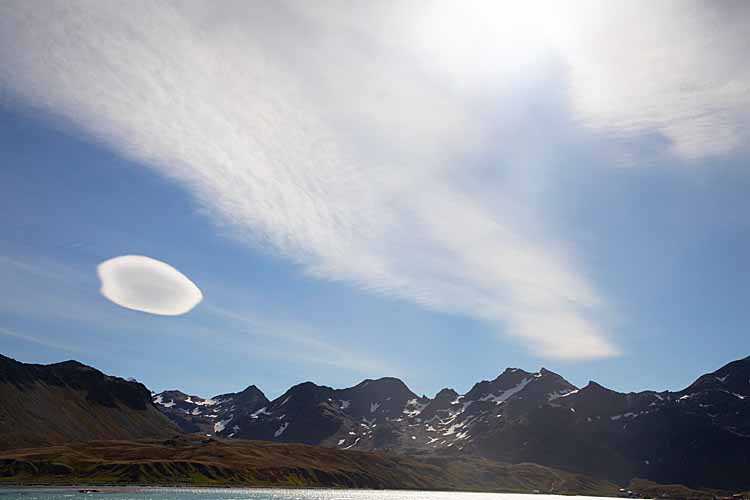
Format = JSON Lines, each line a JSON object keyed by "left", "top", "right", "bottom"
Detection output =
{"left": 0, "top": 489, "right": 612, "bottom": 500}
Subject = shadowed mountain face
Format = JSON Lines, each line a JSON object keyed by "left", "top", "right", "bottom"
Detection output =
{"left": 155, "top": 356, "right": 750, "bottom": 490}
{"left": 519, "top": 356, "right": 750, "bottom": 490}
{"left": 470, "top": 357, "right": 750, "bottom": 490}
{"left": 0, "top": 355, "right": 177, "bottom": 449}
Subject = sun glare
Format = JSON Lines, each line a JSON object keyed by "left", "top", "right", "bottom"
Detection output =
{"left": 410, "top": 0, "right": 577, "bottom": 87}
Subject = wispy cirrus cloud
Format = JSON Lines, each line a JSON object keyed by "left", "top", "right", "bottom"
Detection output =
{"left": 294, "top": 1, "right": 750, "bottom": 161}
{"left": 0, "top": 0, "right": 672, "bottom": 360}
{"left": 0, "top": 326, "right": 86, "bottom": 354}
{"left": 201, "top": 304, "right": 400, "bottom": 376}
{"left": 557, "top": 0, "right": 750, "bottom": 160}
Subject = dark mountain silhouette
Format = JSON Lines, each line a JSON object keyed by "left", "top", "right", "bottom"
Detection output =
{"left": 0, "top": 354, "right": 176, "bottom": 449}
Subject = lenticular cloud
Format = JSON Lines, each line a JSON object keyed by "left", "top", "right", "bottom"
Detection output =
{"left": 97, "top": 256, "right": 202, "bottom": 316}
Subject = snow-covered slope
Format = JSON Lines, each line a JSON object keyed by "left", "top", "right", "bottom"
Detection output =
{"left": 153, "top": 385, "right": 267, "bottom": 436}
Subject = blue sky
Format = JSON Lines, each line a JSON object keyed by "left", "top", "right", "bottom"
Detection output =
{"left": 1, "top": 1, "right": 748, "bottom": 399}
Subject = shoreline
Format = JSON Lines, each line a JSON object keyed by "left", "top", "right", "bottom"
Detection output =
{"left": 0, "top": 484, "right": 625, "bottom": 497}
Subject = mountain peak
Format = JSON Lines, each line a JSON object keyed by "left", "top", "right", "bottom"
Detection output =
{"left": 682, "top": 355, "right": 750, "bottom": 397}
{"left": 463, "top": 367, "right": 536, "bottom": 401}
{"left": 347, "top": 376, "right": 416, "bottom": 400}
{"left": 585, "top": 380, "right": 607, "bottom": 390}
{"left": 501, "top": 367, "right": 532, "bottom": 376}
{"left": 434, "top": 387, "right": 459, "bottom": 400}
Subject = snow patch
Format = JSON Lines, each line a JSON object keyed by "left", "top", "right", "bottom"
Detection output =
{"left": 343, "top": 437, "right": 360, "bottom": 450}
{"left": 403, "top": 398, "right": 427, "bottom": 417}
{"left": 479, "top": 378, "right": 532, "bottom": 405}
{"left": 558, "top": 389, "right": 579, "bottom": 398}
{"left": 274, "top": 422, "right": 289, "bottom": 437}
{"left": 455, "top": 430, "right": 470, "bottom": 440}
{"left": 251, "top": 407, "right": 271, "bottom": 418}
{"left": 547, "top": 389, "right": 575, "bottom": 401}
{"left": 214, "top": 417, "right": 232, "bottom": 433}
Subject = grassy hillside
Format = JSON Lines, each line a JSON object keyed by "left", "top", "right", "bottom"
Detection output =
{"left": 0, "top": 435, "right": 619, "bottom": 495}
{"left": 0, "top": 356, "right": 177, "bottom": 449}
{"left": 627, "top": 478, "right": 738, "bottom": 500}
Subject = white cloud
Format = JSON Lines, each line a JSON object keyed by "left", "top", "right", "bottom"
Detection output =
{"left": 0, "top": 0, "right": 623, "bottom": 359}
{"left": 555, "top": 0, "right": 750, "bottom": 160}
{"left": 326, "top": 0, "right": 750, "bottom": 160}
{"left": 97, "top": 255, "right": 202, "bottom": 316}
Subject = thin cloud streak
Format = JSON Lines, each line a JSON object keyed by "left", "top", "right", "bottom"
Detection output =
{"left": 203, "top": 304, "right": 400, "bottom": 376}
{"left": 0, "top": 326, "right": 86, "bottom": 355}
{"left": 0, "top": 1, "right": 627, "bottom": 359}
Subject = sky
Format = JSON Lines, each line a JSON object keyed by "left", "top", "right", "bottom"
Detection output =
{"left": 0, "top": 0, "right": 748, "bottom": 399}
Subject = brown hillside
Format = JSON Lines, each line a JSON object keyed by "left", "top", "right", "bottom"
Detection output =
{"left": 0, "top": 435, "right": 619, "bottom": 495}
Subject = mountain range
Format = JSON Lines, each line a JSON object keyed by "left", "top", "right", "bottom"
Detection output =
{"left": 2, "top": 352, "right": 749, "bottom": 491}
{"left": 154, "top": 355, "right": 750, "bottom": 490}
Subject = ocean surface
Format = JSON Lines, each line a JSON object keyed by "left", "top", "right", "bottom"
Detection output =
{"left": 0, "top": 489, "right": 614, "bottom": 500}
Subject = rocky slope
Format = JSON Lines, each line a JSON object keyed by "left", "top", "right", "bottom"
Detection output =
{"left": 0, "top": 355, "right": 177, "bottom": 449}
{"left": 152, "top": 385, "right": 268, "bottom": 435}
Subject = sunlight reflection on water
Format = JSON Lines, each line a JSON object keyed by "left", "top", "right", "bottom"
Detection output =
{"left": 0, "top": 488, "right": 616, "bottom": 500}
